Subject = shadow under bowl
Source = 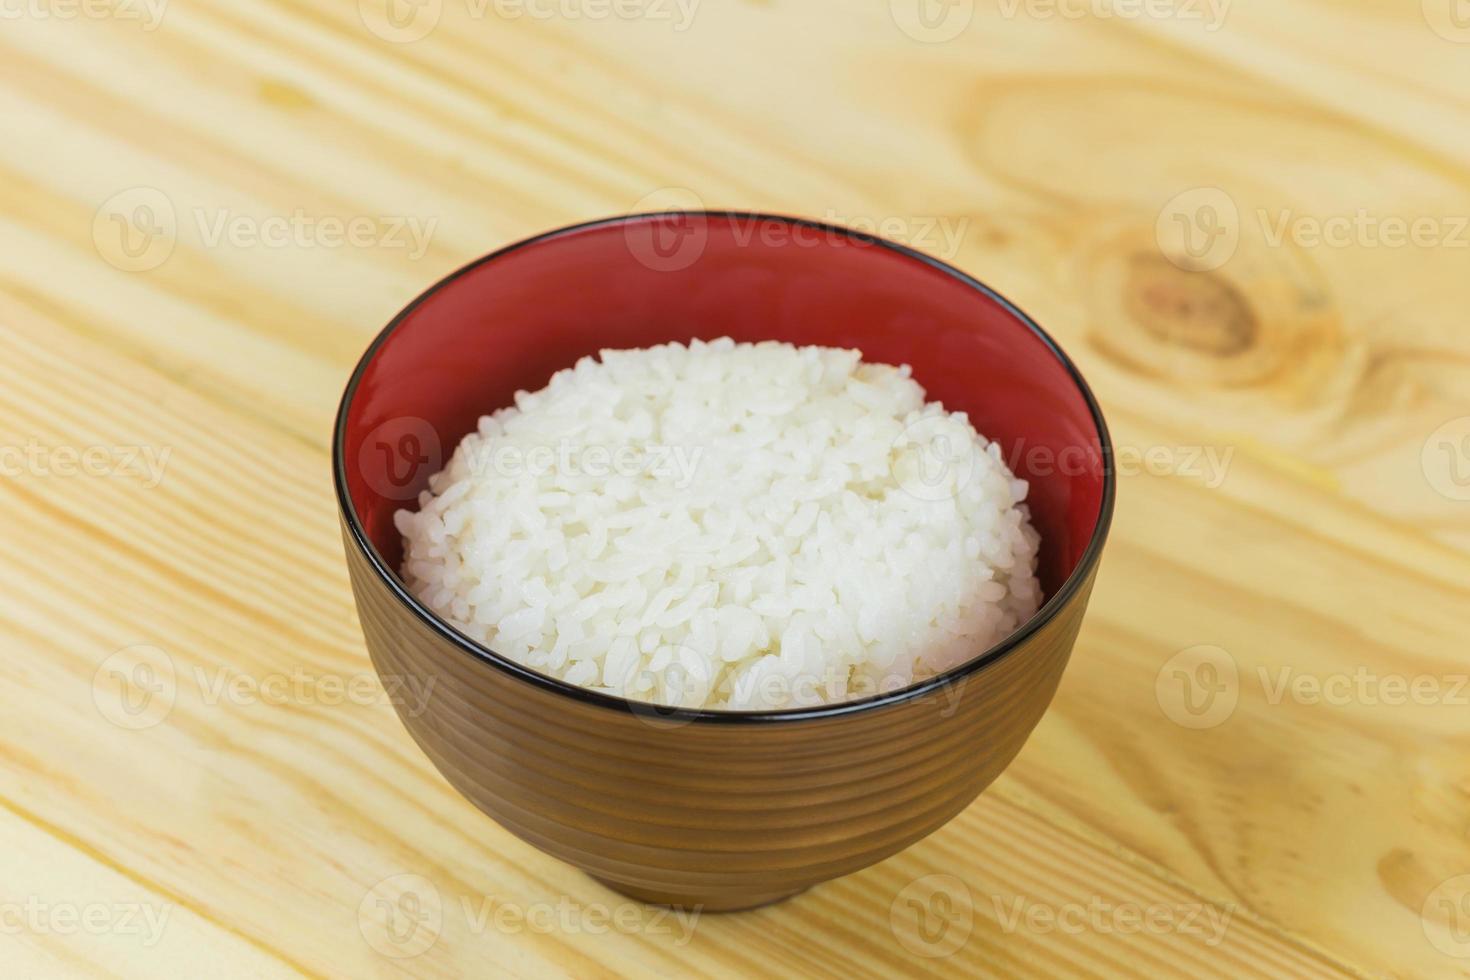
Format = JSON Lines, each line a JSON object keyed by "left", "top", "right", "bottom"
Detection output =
{"left": 333, "top": 212, "right": 1115, "bottom": 912}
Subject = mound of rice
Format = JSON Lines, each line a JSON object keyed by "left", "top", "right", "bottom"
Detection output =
{"left": 395, "top": 338, "right": 1041, "bottom": 711}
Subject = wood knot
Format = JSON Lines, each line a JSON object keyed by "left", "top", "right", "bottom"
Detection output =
{"left": 1122, "top": 252, "right": 1257, "bottom": 357}
{"left": 1076, "top": 221, "right": 1341, "bottom": 392}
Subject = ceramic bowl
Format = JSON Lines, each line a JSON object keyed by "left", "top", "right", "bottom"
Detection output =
{"left": 333, "top": 212, "right": 1114, "bottom": 911}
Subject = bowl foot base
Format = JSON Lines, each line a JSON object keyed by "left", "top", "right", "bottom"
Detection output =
{"left": 589, "top": 875, "right": 807, "bottom": 913}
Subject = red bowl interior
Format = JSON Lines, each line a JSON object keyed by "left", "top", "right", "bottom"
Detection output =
{"left": 339, "top": 213, "right": 1110, "bottom": 599}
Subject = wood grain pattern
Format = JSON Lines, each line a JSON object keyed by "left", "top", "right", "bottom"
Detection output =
{"left": 0, "top": 0, "right": 1467, "bottom": 976}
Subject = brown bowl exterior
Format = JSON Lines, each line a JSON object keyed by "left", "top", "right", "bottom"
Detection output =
{"left": 344, "top": 517, "right": 1098, "bottom": 911}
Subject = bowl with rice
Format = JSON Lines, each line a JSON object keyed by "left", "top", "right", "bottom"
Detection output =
{"left": 334, "top": 212, "right": 1114, "bottom": 911}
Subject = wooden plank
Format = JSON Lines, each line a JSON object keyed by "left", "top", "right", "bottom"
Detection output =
{"left": 0, "top": 1, "right": 1467, "bottom": 975}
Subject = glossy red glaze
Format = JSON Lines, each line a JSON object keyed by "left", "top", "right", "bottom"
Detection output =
{"left": 342, "top": 212, "right": 1108, "bottom": 596}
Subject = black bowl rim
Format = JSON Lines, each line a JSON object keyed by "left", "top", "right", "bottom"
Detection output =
{"left": 333, "top": 210, "right": 1116, "bottom": 725}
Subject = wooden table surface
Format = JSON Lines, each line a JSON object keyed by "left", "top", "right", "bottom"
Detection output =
{"left": 3, "top": 1, "right": 1469, "bottom": 976}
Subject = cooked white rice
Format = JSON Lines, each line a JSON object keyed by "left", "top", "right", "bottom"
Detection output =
{"left": 395, "top": 338, "right": 1041, "bottom": 710}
